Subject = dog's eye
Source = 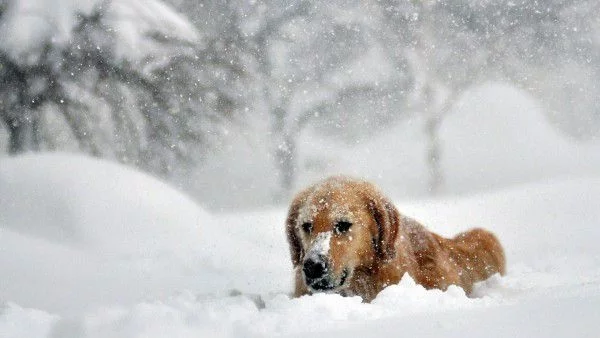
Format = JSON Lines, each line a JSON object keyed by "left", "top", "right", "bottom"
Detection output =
{"left": 335, "top": 221, "right": 353, "bottom": 234}
{"left": 301, "top": 222, "right": 313, "bottom": 233}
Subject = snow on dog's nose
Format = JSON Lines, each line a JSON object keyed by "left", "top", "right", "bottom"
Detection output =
{"left": 306, "top": 231, "right": 332, "bottom": 257}
{"left": 302, "top": 231, "right": 332, "bottom": 286}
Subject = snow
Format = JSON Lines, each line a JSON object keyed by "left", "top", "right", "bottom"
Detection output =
{"left": 440, "top": 83, "right": 600, "bottom": 194}
{"left": 0, "top": 154, "right": 211, "bottom": 314}
{"left": 0, "top": 0, "right": 97, "bottom": 64}
{"left": 305, "top": 231, "right": 333, "bottom": 259}
{"left": 1, "top": 153, "right": 599, "bottom": 337}
{"left": 189, "top": 81, "right": 600, "bottom": 210}
{"left": 0, "top": 0, "right": 198, "bottom": 66}
{"left": 296, "top": 83, "right": 600, "bottom": 199}
{"left": 103, "top": 0, "right": 200, "bottom": 63}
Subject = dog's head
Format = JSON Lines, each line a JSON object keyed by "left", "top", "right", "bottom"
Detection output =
{"left": 286, "top": 176, "right": 399, "bottom": 294}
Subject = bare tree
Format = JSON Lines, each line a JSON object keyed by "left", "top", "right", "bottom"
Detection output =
{"left": 238, "top": 1, "right": 399, "bottom": 199}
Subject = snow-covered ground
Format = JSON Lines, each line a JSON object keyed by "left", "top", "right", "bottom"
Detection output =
{"left": 1, "top": 153, "right": 599, "bottom": 337}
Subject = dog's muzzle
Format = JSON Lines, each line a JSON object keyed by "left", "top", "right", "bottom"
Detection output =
{"left": 303, "top": 254, "right": 329, "bottom": 280}
{"left": 302, "top": 255, "right": 349, "bottom": 291}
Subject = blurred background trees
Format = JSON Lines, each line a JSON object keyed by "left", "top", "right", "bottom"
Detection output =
{"left": 1, "top": 0, "right": 599, "bottom": 209}
{"left": 0, "top": 0, "right": 246, "bottom": 179}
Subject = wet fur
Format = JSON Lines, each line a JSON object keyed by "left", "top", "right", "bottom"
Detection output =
{"left": 286, "top": 176, "right": 506, "bottom": 302}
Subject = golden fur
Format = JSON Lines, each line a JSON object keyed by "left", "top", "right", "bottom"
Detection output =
{"left": 286, "top": 176, "right": 505, "bottom": 302}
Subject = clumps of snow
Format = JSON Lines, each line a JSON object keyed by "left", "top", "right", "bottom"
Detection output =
{"left": 0, "top": 0, "right": 97, "bottom": 64}
{"left": 44, "top": 274, "right": 498, "bottom": 337}
{"left": 81, "top": 292, "right": 260, "bottom": 338}
{"left": 372, "top": 274, "right": 499, "bottom": 316}
{"left": 22, "top": 274, "right": 482, "bottom": 338}
{"left": 258, "top": 293, "right": 370, "bottom": 334}
{"left": 306, "top": 231, "right": 333, "bottom": 259}
{"left": 0, "top": 0, "right": 199, "bottom": 66}
{"left": 104, "top": 0, "right": 200, "bottom": 63}
{"left": 297, "top": 203, "right": 317, "bottom": 226}
{"left": 267, "top": 274, "right": 493, "bottom": 325}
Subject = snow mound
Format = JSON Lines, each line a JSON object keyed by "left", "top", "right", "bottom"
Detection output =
{"left": 440, "top": 83, "right": 600, "bottom": 194}
{"left": 0, "top": 153, "right": 207, "bottom": 254}
{"left": 0, "top": 153, "right": 212, "bottom": 314}
{"left": 0, "top": 303, "right": 57, "bottom": 338}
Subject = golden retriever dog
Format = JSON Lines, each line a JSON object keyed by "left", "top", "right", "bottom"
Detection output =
{"left": 286, "top": 176, "right": 505, "bottom": 302}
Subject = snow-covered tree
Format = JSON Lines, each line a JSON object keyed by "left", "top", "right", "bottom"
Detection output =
{"left": 0, "top": 0, "right": 244, "bottom": 177}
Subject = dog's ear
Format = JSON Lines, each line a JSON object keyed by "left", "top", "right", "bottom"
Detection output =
{"left": 286, "top": 193, "right": 306, "bottom": 267}
{"left": 367, "top": 193, "right": 400, "bottom": 261}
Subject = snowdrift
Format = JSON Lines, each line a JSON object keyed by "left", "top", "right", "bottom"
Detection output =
{"left": 0, "top": 154, "right": 210, "bottom": 314}
{"left": 1, "top": 153, "right": 599, "bottom": 337}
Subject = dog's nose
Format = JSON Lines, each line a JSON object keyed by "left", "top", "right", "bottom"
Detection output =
{"left": 303, "top": 256, "right": 329, "bottom": 280}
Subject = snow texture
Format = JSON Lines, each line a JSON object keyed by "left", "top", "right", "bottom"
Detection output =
{"left": 0, "top": 0, "right": 198, "bottom": 66}
{"left": 1, "top": 153, "right": 599, "bottom": 337}
{"left": 305, "top": 231, "right": 332, "bottom": 260}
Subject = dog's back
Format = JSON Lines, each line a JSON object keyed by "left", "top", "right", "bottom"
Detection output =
{"left": 401, "top": 217, "right": 505, "bottom": 295}
{"left": 445, "top": 228, "right": 506, "bottom": 293}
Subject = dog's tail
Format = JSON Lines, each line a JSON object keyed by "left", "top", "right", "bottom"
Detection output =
{"left": 450, "top": 228, "right": 506, "bottom": 283}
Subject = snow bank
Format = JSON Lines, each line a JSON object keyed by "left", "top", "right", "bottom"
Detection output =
{"left": 0, "top": 303, "right": 57, "bottom": 338}
{"left": 0, "top": 153, "right": 212, "bottom": 314}
{"left": 440, "top": 83, "right": 600, "bottom": 194}
{"left": 0, "top": 153, "right": 206, "bottom": 253}
{"left": 1, "top": 153, "right": 599, "bottom": 337}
